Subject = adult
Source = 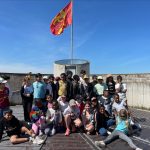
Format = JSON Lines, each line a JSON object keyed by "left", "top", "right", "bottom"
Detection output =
{"left": 49, "top": 75, "right": 58, "bottom": 100}
{"left": 106, "top": 74, "right": 116, "bottom": 98}
{"left": 32, "top": 73, "right": 46, "bottom": 110}
{"left": 0, "top": 77, "right": 10, "bottom": 119}
{"left": 93, "top": 76, "right": 108, "bottom": 101}
{"left": 20, "top": 76, "right": 33, "bottom": 122}
{"left": 115, "top": 75, "right": 127, "bottom": 101}
{"left": 58, "top": 73, "right": 70, "bottom": 101}
{"left": 43, "top": 75, "right": 53, "bottom": 97}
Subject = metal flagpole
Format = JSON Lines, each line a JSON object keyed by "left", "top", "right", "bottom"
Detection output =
{"left": 71, "top": 0, "right": 73, "bottom": 64}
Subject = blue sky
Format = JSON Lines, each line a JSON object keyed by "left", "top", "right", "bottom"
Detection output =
{"left": 0, "top": 0, "right": 150, "bottom": 74}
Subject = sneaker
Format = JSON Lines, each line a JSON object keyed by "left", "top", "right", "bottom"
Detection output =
{"left": 33, "top": 136, "right": 44, "bottom": 145}
{"left": 136, "top": 148, "right": 143, "bottom": 150}
{"left": 51, "top": 127, "right": 56, "bottom": 136}
{"left": 39, "top": 130, "right": 44, "bottom": 136}
{"left": 107, "top": 130, "right": 111, "bottom": 135}
{"left": 65, "top": 129, "right": 70, "bottom": 136}
{"left": 29, "top": 136, "right": 34, "bottom": 142}
{"left": 95, "top": 141, "right": 106, "bottom": 147}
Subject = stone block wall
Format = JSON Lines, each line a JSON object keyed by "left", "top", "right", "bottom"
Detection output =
{"left": 1, "top": 72, "right": 150, "bottom": 109}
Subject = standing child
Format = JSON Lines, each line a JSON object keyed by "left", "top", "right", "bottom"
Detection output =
{"left": 99, "top": 90, "right": 112, "bottom": 115}
{"left": 57, "top": 95, "right": 69, "bottom": 114}
{"left": 95, "top": 109, "right": 143, "bottom": 150}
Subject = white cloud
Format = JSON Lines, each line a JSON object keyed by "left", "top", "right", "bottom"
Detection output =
{"left": 0, "top": 63, "right": 53, "bottom": 74}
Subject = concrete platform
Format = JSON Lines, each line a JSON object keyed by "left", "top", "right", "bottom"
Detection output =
{"left": 0, "top": 105, "right": 149, "bottom": 150}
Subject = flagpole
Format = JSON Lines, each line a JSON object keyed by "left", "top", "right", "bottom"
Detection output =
{"left": 71, "top": 0, "right": 73, "bottom": 64}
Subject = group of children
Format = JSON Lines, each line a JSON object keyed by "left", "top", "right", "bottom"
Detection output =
{"left": 0, "top": 71, "right": 143, "bottom": 149}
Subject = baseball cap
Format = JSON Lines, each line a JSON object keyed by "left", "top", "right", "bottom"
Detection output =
{"left": 97, "top": 76, "right": 103, "bottom": 80}
{"left": 69, "top": 99, "right": 76, "bottom": 106}
{"left": 43, "top": 76, "right": 48, "bottom": 79}
{"left": 0, "top": 77, "right": 7, "bottom": 84}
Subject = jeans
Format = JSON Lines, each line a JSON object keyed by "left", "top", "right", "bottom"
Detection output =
{"left": 99, "top": 119, "right": 115, "bottom": 136}
{"left": 104, "top": 130, "right": 138, "bottom": 149}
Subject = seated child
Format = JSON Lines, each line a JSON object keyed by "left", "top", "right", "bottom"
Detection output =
{"left": 81, "top": 101, "right": 94, "bottom": 134}
{"left": 46, "top": 94, "right": 53, "bottom": 109}
{"left": 95, "top": 105, "right": 115, "bottom": 136}
{"left": 30, "top": 106, "right": 46, "bottom": 136}
{"left": 63, "top": 99, "right": 82, "bottom": 136}
{"left": 45, "top": 101, "right": 62, "bottom": 136}
{"left": 95, "top": 109, "right": 143, "bottom": 150}
{"left": 0, "top": 109, "right": 34, "bottom": 144}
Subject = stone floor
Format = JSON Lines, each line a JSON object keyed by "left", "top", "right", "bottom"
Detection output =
{"left": 0, "top": 105, "right": 150, "bottom": 150}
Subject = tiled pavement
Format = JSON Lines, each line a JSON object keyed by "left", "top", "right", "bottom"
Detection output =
{"left": 0, "top": 105, "right": 150, "bottom": 150}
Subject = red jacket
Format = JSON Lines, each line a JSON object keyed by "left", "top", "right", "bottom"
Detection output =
{"left": 0, "top": 87, "right": 9, "bottom": 108}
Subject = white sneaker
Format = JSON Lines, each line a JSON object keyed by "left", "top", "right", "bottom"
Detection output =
{"left": 33, "top": 136, "right": 44, "bottom": 145}
{"left": 29, "top": 137, "right": 34, "bottom": 142}
{"left": 136, "top": 148, "right": 143, "bottom": 150}
{"left": 107, "top": 130, "right": 111, "bottom": 135}
{"left": 39, "top": 130, "right": 44, "bottom": 136}
{"left": 31, "top": 133, "right": 36, "bottom": 138}
{"left": 50, "top": 128, "right": 56, "bottom": 136}
{"left": 95, "top": 141, "right": 106, "bottom": 147}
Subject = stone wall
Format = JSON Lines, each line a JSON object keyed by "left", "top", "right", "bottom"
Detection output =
{"left": 92, "top": 73, "right": 150, "bottom": 109}
{"left": 1, "top": 72, "right": 150, "bottom": 109}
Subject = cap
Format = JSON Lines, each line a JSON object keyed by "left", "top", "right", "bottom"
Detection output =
{"left": 43, "top": 76, "right": 48, "bottom": 79}
{"left": 91, "top": 97, "right": 97, "bottom": 101}
{"left": 0, "top": 77, "right": 7, "bottom": 84}
{"left": 69, "top": 99, "right": 76, "bottom": 106}
{"left": 83, "top": 75, "right": 89, "bottom": 79}
{"left": 97, "top": 76, "right": 103, "bottom": 80}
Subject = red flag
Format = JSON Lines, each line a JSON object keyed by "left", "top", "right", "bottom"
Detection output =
{"left": 50, "top": 1, "right": 72, "bottom": 35}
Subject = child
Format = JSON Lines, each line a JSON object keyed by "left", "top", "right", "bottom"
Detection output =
{"left": 95, "top": 109, "right": 143, "bottom": 150}
{"left": 99, "top": 90, "right": 112, "bottom": 115}
{"left": 57, "top": 95, "right": 69, "bottom": 114}
{"left": 112, "top": 94, "right": 127, "bottom": 117}
{"left": 95, "top": 105, "right": 115, "bottom": 136}
{"left": 91, "top": 97, "right": 99, "bottom": 114}
{"left": 45, "top": 101, "right": 62, "bottom": 136}
{"left": 0, "top": 109, "right": 35, "bottom": 144}
{"left": 30, "top": 106, "right": 46, "bottom": 136}
{"left": 75, "top": 95, "right": 85, "bottom": 116}
{"left": 81, "top": 101, "right": 94, "bottom": 135}
{"left": 63, "top": 99, "right": 82, "bottom": 136}
{"left": 46, "top": 94, "right": 53, "bottom": 109}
